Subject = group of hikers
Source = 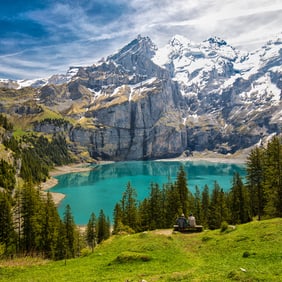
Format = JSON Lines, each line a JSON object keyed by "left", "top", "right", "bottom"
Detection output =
{"left": 176, "top": 213, "right": 196, "bottom": 231}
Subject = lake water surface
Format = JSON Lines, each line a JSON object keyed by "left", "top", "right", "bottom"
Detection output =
{"left": 50, "top": 160, "right": 246, "bottom": 224}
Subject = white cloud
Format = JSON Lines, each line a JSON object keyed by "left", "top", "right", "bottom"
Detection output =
{"left": 1, "top": 0, "right": 281, "bottom": 79}
{"left": 128, "top": 0, "right": 282, "bottom": 49}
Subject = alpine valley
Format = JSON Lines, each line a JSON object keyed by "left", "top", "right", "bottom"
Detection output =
{"left": 0, "top": 34, "right": 281, "bottom": 161}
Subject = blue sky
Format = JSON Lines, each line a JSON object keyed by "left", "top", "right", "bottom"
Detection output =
{"left": 0, "top": 0, "right": 281, "bottom": 80}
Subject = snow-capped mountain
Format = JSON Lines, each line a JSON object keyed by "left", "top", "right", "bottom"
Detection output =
{"left": 0, "top": 66, "right": 80, "bottom": 89}
{"left": 153, "top": 34, "right": 281, "bottom": 111}
{"left": 153, "top": 35, "right": 240, "bottom": 92}
{"left": 1, "top": 34, "right": 281, "bottom": 160}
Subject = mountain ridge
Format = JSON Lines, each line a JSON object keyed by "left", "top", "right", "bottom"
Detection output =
{"left": 0, "top": 34, "right": 281, "bottom": 161}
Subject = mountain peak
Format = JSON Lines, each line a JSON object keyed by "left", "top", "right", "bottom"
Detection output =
{"left": 169, "top": 34, "right": 192, "bottom": 47}
{"left": 205, "top": 36, "right": 227, "bottom": 46}
{"left": 108, "top": 35, "right": 157, "bottom": 62}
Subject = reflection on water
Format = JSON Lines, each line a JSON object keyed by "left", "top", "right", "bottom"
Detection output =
{"left": 50, "top": 160, "right": 245, "bottom": 224}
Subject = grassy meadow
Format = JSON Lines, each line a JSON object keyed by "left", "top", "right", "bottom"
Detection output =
{"left": 0, "top": 218, "right": 281, "bottom": 281}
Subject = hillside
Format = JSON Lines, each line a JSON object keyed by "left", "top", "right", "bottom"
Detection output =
{"left": 0, "top": 218, "right": 281, "bottom": 281}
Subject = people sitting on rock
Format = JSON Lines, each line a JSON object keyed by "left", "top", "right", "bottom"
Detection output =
{"left": 176, "top": 213, "right": 188, "bottom": 231}
{"left": 188, "top": 213, "right": 196, "bottom": 227}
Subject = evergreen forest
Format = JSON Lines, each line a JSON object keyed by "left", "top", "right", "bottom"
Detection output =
{"left": 0, "top": 113, "right": 281, "bottom": 261}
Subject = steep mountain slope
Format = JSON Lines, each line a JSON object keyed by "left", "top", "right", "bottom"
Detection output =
{"left": 0, "top": 34, "right": 281, "bottom": 161}
{"left": 151, "top": 34, "right": 282, "bottom": 152}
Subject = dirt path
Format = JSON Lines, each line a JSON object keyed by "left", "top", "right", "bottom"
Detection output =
{"left": 152, "top": 229, "right": 174, "bottom": 236}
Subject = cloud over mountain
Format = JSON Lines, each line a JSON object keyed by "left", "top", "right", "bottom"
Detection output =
{"left": 0, "top": 0, "right": 281, "bottom": 80}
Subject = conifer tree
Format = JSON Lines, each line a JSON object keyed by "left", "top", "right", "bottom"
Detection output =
{"left": 40, "top": 192, "right": 61, "bottom": 259}
{"left": 106, "top": 216, "right": 111, "bottom": 239}
{"left": 0, "top": 159, "right": 16, "bottom": 192}
{"left": 264, "top": 136, "right": 282, "bottom": 217}
{"left": 208, "top": 182, "right": 226, "bottom": 229}
{"left": 0, "top": 191, "right": 16, "bottom": 256}
{"left": 137, "top": 198, "right": 150, "bottom": 231}
{"left": 54, "top": 220, "right": 67, "bottom": 260}
{"left": 120, "top": 182, "right": 138, "bottom": 231}
{"left": 230, "top": 173, "right": 248, "bottom": 223}
{"left": 148, "top": 183, "right": 164, "bottom": 229}
{"left": 229, "top": 172, "right": 251, "bottom": 224}
{"left": 201, "top": 185, "right": 210, "bottom": 228}
{"left": 164, "top": 182, "right": 181, "bottom": 225}
{"left": 175, "top": 166, "right": 189, "bottom": 215}
{"left": 21, "top": 182, "right": 42, "bottom": 255}
{"left": 246, "top": 146, "right": 265, "bottom": 220}
{"left": 193, "top": 185, "right": 202, "bottom": 225}
{"left": 218, "top": 188, "right": 229, "bottom": 224}
{"left": 97, "top": 209, "right": 110, "bottom": 243}
{"left": 113, "top": 203, "right": 126, "bottom": 234}
{"left": 86, "top": 212, "right": 96, "bottom": 252}
{"left": 63, "top": 204, "right": 77, "bottom": 258}
{"left": 12, "top": 187, "right": 22, "bottom": 254}
{"left": 113, "top": 203, "right": 121, "bottom": 230}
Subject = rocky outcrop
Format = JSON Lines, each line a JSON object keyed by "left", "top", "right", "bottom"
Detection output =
{"left": 67, "top": 76, "right": 187, "bottom": 160}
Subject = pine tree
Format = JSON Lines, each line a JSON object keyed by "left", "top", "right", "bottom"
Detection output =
{"left": 12, "top": 187, "right": 22, "bottom": 254}
{"left": 201, "top": 185, "right": 210, "bottom": 228}
{"left": 164, "top": 182, "right": 181, "bottom": 225}
{"left": 40, "top": 192, "right": 61, "bottom": 259}
{"left": 218, "top": 188, "right": 229, "bottom": 224}
{"left": 106, "top": 216, "right": 111, "bottom": 239}
{"left": 0, "top": 191, "right": 16, "bottom": 256}
{"left": 54, "top": 220, "right": 67, "bottom": 260}
{"left": 21, "top": 182, "right": 42, "bottom": 255}
{"left": 175, "top": 166, "right": 189, "bottom": 215}
{"left": 229, "top": 172, "right": 251, "bottom": 224}
{"left": 264, "top": 136, "right": 282, "bottom": 217}
{"left": 208, "top": 182, "right": 226, "bottom": 229}
{"left": 137, "top": 198, "right": 150, "bottom": 231}
{"left": 63, "top": 204, "right": 77, "bottom": 258}
{"left": 193, "top": 185, "right": 202, "bottom": 225}
{"left": 97, "top": 209, "right": 110, "bottom": 243}
{"left": 113, "top": 203, "right": 125, "bottom": 234}
{"left": 246, "top": 146, "right": 265, "bottom": 220}
{"left": 120, "top": 182, "right": 138, "bottom": 231}
{"left": 86, "top": 212, "right": 96, "bottom": 252}
{"left": 148, "top": 183, "right": 164, "bottom": 229}
{"left": 0, "top": 159, "right": 16, "bottom": 192}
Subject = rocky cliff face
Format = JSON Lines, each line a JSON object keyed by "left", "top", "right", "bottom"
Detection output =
{"left": 1, "top": 34, "right": 281, "bottom": 160}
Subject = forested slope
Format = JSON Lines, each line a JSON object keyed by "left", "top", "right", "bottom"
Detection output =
{"left": 0, "top": 112, "right": 281, "bottom": 263}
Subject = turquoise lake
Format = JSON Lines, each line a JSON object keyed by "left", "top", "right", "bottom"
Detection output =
{"left": 50, "top": 160, "right": 246, "bottom": 225}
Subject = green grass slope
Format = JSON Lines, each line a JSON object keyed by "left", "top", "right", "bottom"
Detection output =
{"left": 0, "top": 218, "right": 281, "bottom": 281}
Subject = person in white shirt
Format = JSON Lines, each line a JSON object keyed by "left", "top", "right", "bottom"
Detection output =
{"left": 188, "top": 213, "right": 196, "bottom": 227}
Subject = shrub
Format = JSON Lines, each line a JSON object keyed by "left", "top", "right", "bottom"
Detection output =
{"left": 80, "top": 248, "right": 92, "bottom": 257}
{"left": 112, "top": 222, "right": 135, "bottom": 235}
{"left": 115, "top": 251, "right": 151, "bottom": 263}
{"left": 242, "top": 251, "right": 250, "bottom": 258}
{"left": 220, "top": 221, "right": 229, "bottom": 232}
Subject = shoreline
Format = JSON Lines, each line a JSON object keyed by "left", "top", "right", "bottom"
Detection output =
{"left": 49, "top": 163, "right": 95, "bottom": 177}
{"left": 156, "top": 149, "right": 249, "bottom": 164}
{"left": 41, "top": 152, "right": 247, "bottom": 205}
{"left": 41, "top": 163, "right": 95, "bottom": 206}
{"left": 158, "top": 154, "right": 247, "bottom": 164}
